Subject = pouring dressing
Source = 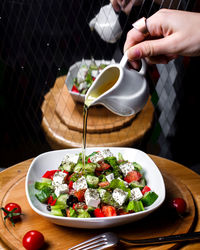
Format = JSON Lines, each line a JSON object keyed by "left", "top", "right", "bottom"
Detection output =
{"left": 82, "top": 53, "right": 149, "bottom": 168}
{"left": 85, "top": 52, "right": 149, "bottom": 116}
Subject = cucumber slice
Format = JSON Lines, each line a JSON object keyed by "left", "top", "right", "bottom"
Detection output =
{"left": 34, "top": 181, "right": 52, "bottom": 190}
{"left": 74, "top": 163, "right": 83, "bottom": 172}
{"left": 35, "top": 186, "right": 52, "bottom": 203}
{"left": 129, "top": 178, "right": 146, "bottom": 189}
{"left": 51, "top": 208, "right": 63, "bottom": 216}
{"left": 59, "top": 162, "right": 74, "bottom": 172}
{"left": 77, "top": 209, "right": 91, "bottom": 218}
{"left": 42, "top": 178, "right": 52, "bottom": 183}
{"left": 56, "top": 194, "right": 69, "bottom": 205}
{"left": 84, "top": 163, "right": 96, "bottom": 174}
{"left": 133, "top": 162, "right": 143, "bottom": 171}
{"left": 141, "top": 191, "right": 158, "bottom": 206}
{"left": 86, "top": 175, "right": 99, "bottom": 188}
{"left": 126, "top": 200, "right": 144, "bottom": 212}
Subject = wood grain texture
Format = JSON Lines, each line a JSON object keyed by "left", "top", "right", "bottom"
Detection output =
{"left": 41, "top": 75, "right": 154, "bottom": 149}
{"left": 0, "top": 156, "right": 199, "bottom": 250}
{"left": 55, "top": 82, "right": 136, "bottom": 133}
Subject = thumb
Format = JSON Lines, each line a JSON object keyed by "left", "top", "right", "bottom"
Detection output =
{"left": 127, "top": 35, "right": 176, "bottom": 60}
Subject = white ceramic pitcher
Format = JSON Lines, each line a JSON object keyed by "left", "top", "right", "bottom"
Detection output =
{"left": 89, "top": 3, "right": 122, "bottom": 44}
{"left": 85, "top": 53, "right": 149, "bottom": 116}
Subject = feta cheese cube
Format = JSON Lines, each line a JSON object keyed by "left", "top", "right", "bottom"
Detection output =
{"left": 89, "top": 152, "right": 104, "bottom": 163}
{"left": 106, "top": 173, "right": 114, "bottom": 183}
{"left": 52, "top": 171, "right": 67, "bottom": 187}
{"left": 112, "top": 188, "right": 128, "bottom": 206}
{"left": 62, "top": 153, "right": 79, "bottom": 165}
{"left": 84, "top": 188, "right": 100, "bottom": 208}
{"left": 61, "top": 154, "right": 79, "bottom": 172}
{"left": 130, "top": 187, "right": 143, "bottom": 201}
{"left": 73, "top": 176, "right": 88, "bottom": 191}
{"left": 119, "top": 162, "right": 135, "bottom": 177}
{"left": 78, "top": 81, "right": 87, "bottom": 92}
{"left": 55, "top": 184, "right": 69, "bottom": 197}
{"left": 102, "top": 149, "right": 113, "bottom": 158}
{"left": 91, "top": 70, "right": 98, "bottom": 78}
{"left": 77, "top": 66, "right": 88, "bottom": 82}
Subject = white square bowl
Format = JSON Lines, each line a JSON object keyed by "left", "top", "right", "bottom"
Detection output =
{"left": 25, "top": 147, "right": 165, "bottom": 229}
{"left": 65, "top": 59, "right": 115, "bottom": 103}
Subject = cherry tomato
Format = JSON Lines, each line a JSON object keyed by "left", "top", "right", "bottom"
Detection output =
{"left": 98, "top": 181, "right": 109, "bottom": 187}
{"left": 96, "top": 162, "right": 111, "bottom": 171}
{"left": 117, "top": 209, "right": 129, "bottom": 216}
{"left": 124, "top": 170, "right": 142, "bottom": 183}
{"left": 172, "top": 198, "right": 187, "bottom": 214}
{"left": 1, "top": 203, "right": 22, "bottom": 226}
{"left": 102, "top": 205, "right": 117, "bottom": 217}
{"left": 74, "top": 189, "right": 86, "bottom": 202}
{"left": 94, "top": 208, "right": 105, "bottom": 217}
{"left": 71, "top": 85, "right": 79, "bottom": 93}
{"left": 22, "top": 230, "right": 44, "bottom": 250}
{"left": 141, "top": 185, "right": 151, "bottom": 195}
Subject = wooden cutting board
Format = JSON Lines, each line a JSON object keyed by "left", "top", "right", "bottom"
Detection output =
{"left": 55, "top": 83, "right": 136, "bottom": 133}
{"left": 0, "top": 162, "right": 196, "bottom": 250}
{"left": 41, "top": 75, "right": 154, "bottom": 149}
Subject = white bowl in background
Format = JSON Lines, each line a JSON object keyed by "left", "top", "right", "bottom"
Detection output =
{"left": 25, "top": 147, "right": 165, "bottom": 229}
{"left": 65, "top": 59, "right": 115, "bottom": 103}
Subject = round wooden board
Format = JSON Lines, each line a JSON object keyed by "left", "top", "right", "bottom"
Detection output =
{"left": 54, "top": 77, "right": 136, "bottom": 133}
{"left": 41, "top": 75, "right": 154, "bottom": 149}
{"left": 0, "top": 167, "right": 196, "bottom": 250}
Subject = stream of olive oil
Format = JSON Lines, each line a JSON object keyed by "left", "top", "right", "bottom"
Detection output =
{"left": 82, "top": 79, "right": 117, "bottom": 168}
{"left": 82, "top": 104, "right": 88, "bottom": 169}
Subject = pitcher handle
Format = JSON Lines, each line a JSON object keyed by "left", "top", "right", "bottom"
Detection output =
{"left": 120, "top": 52, "right": 147, "bottom": 75}
{"left": 119, "top": 51, "right": 129, "bottom": 68}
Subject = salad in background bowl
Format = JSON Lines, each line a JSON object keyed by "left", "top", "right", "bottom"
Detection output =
{"left": 65, "top": 59, "right": 115, "bottom": 103}
{"left": 25, "top": 147, "right": 165, "bottom": 229}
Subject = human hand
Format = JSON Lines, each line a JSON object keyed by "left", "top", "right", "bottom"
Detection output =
{"left": 124, "top": 9, "right": 200, "bottom": 68}
{"left": 110, "top": 0, "right": 141, "bottom": 15}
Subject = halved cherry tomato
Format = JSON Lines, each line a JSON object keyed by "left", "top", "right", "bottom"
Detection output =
{"left": 42, "top": 170, "right": 60, "bottom": 180}
{"left": 1, "top": 202, "right": 22, "bottom": 226}
{"left": 117, "top": 209, "right": 129, "bottom": 216}
{"left": 124, "top": 170, "right": 142, "bottom": 183}
{"left": 141, "top": 185, "right": 151, "bottom": 195}
{"left": 98, "top": 181, "right": 109, "bottom": 187}
{"left": 102, "top": 205, "right": 117, "bottom": 217}
{"left": 96, "top": 162, "right": 111, "bottom": 171}
{"left": 74, "top": 189, "right": 86, "bottom": 202}
{"left": 22, "top": 230, "right": 44, "bottom": 250}
{"left": 73, "top": 203, "right": 88, "bottom": 210}
{"left": 94, "top": 208, "right": 105, "bottom": 217}
{"left": 72, "top": 85, "right": 79, "bottom": 93}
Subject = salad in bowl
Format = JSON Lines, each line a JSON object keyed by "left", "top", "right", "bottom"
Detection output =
{"left": 26, "top": 147, "right": 165, "bottom": 228}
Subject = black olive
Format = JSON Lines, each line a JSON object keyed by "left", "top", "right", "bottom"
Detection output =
{"left": 67, "top": 195, "right": 78, "bottom": 207}
{"left": 47, "top": 204, "right": 51, "bottom": 211}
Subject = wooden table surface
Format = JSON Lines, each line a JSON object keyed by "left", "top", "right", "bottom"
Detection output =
{"left": 0, "top": 155, "right": 200, "bottom": 249}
